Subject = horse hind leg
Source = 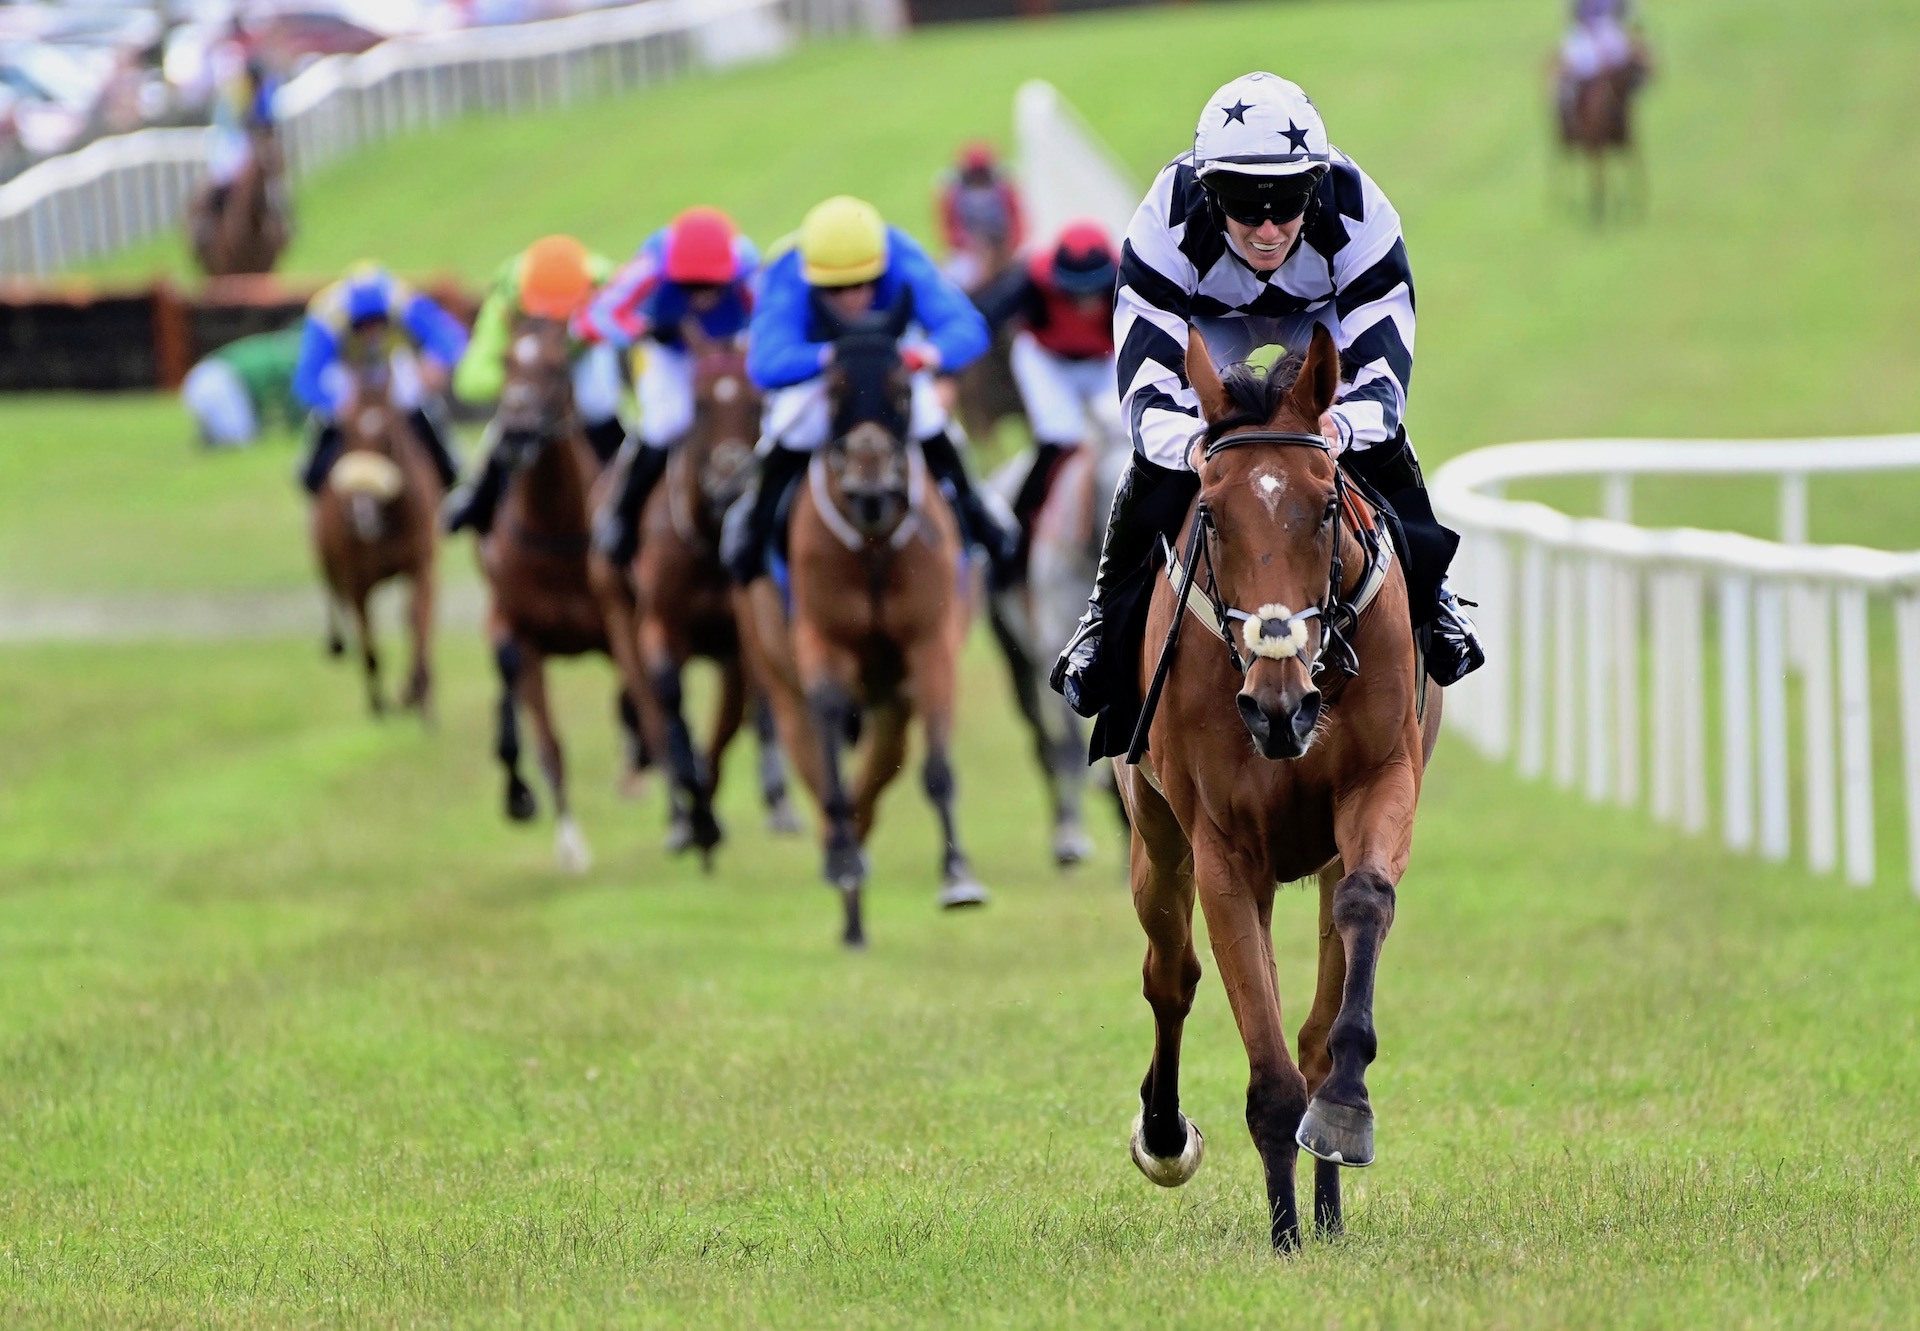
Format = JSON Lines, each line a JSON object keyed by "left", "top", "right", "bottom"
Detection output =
{"left": 1049, "top": 702, "right": 1094, "bottom": 868}
{"left": 324, "top": 597, "right": 347, "bottom": 658}
{"left": 494, "top": 637, "right": 537, "bottom": 822}
{"left": 351, "top": 594, "right": 384, "bottom": 716}
{"left": 403, "top": 572, "right": 434, "bottom": 724}
{"left": 652, "top": 657, "right": 721, "bottom": 864}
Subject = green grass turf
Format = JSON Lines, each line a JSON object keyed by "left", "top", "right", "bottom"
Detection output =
{"left": 5, "top": 0, "right": 1920, "bottom": 1323}
{"left": 2, "top": 635, "right": 1917, "bottom": 1328}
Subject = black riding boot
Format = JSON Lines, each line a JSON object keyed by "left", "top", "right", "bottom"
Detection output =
{"left": 1008, "top": 439, "right": 1074, "bottom": 580}
{"left": 918, "top": 429, "right": 1020, "bottom": 585}
{"left": 592, "top": 438, "right": 670, "bottom": 564}
{"left": 296, "top": 418, "right": 343, "bottom": 495}
{"left": 1049, "top": 453, "right": 1200, "bottom": 719}
{"left": 1341, "top": 432, "right": 1485, "bottom": 685}
{"left": 408, "top": 408, "right": 462, "bottom": 490}
{"left": 443, "top": 429, "right": 513, "bottom": 535}
{"left": 583, "top": 416, "right": 628, "bottom": 467}
{"left": 722, "top": 444, "right": 812, "bottom": 585}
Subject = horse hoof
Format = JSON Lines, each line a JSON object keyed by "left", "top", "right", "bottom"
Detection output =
{"left": 1052, "top": 824, "right": 1093, "bottom": 868}
{"left": 765, "top": 799, "right": 803, "bottom": 837}
{"left": 505, "top": 782, "right": 538, "bottom": 823}
{"left": 937, "top": 877, "right": 990, "bottom": 910}
{"left": 554, "top": 817, "right": 592, "bottom": 875}
{"left": 1129, "top": 1110, "right": 1204, "bottom": 1187}
{"left": 840, "top": 886, "right": 866, "bottom": 949}
{"left": 692, "top": 811, "right": 723, "bottom": 854}
{"left": 1296, "top": 1096, "right": 1375, "bottom": 1168}
{"left": 825, "top": 844, "right": 867, "bottom": 892}
{"left": 325, "top": 635, "right": 345, "bottom": 658}
{"left": 618, "top": 770, "right": 650, "bottom": 801}
{"left": 665, "top": 815, "right": 694, "bottom": 856}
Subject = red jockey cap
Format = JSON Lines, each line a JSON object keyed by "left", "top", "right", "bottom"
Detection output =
{"left": 664, "top": 207, "right": 739, "bottom": 285}
{"left": 1055, "top": 219, "right": 1116, "bottom": 265}
{"left": 958, "top": 140, "right": 998, "bottom": 173}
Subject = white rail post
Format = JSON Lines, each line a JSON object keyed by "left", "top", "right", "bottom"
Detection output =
{"left": 1602, "top": 473, "right": 1633, "bottom": 523}
{"left": 1678, "top": 572, "right": 1710, "bottom": 834}
{"left": 1480, "top": 536, "right": 1513, "bottom": 760}
{"left": 1648, "top": 573, "right": 1680, "bottom": 825}
{"left": 1897, "top": 594, "right": 1920, "bottom": 898}
{"left": 1518, "top": 543, "right": 1549, "bottom": 778}
{"left": 1753, "top": 582, "right": 1792, "bottom": 861}
{"left": 1779, "top": 472, "right": 1809, "bottom": 545}
{"left": 1612, "top": 561, "right": 1641, "bottom": 806}
{"left": 1719, "top": 573, "right": 1756, "bottom": 852}
{"left": 1802, "top": 583, "right": 1839, "bottom": 875}
{"left": 1552, "top": 555, "right": 1580, "bottom": 790}
{"left": 1584, "top": 557, "right": 1612, "bottom": 800}
{"left": 1835, "top": 586, "right": 1875, "bottom": 887}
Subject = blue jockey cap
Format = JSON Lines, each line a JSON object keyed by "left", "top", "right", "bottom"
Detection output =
{"left": 344, "top": 267, "right": 393, "bottom": 326}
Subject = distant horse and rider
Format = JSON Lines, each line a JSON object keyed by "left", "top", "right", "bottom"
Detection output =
{"left": 191, "top": 122, "right": 292, "bottom": 276}
{"left": 1553, "top": 0, "right": 1653, "bottom": 221}
{"left": 737, "top": 319, "right": 989, "bottom": 948}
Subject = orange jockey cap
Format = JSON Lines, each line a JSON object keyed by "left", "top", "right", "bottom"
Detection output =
{"left": 518, "top": 234, "right": 596, "bottom": 320}
{"left": 664, "top": 207, "right": 740, "bottom": 286}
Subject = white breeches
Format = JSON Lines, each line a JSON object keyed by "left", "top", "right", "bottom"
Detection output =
{"left": 182, "top": 359, "right": 257, "bottom": 447}
{"left": 572, "top": 341, "right": 625, "bottom": 429}
{"left": 207, "top": 127, "right": 251, "bottom": 187}
{"left": 636, "top": 342, "right": 694, "bottom": 448}
{"left": 1561, "top": 19, "right": 1633, "bottom": 80}
{"left": 1010, "top": 334, "right": 1122, "bottom": 448}
{"left": 760, "top": 371, "right": 950, "bottom": 453}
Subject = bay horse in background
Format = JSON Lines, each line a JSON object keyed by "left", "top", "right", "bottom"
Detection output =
{"left": 952, "top": 231, "right": 1027, "bottom": 449}
{"left": 478, "top": 317, "right": 650, "bottom": 872}
{"left": 191, "top": 125, "right": 292, "bottom": 277}
{"left": 985, "top": 425, "right": 1130, "bottom": 867}
{"left": 312, "top": 350, "right": 440, "bottom": 719}
{"left": 632, "top": 327, "right": 800, "bottom": 864}
{"left": 1116, "top": 325, "right": 1442, "bottom": 1253}
{"left": 736, "top": 321, "right": 986, "bottom": 948}
{"left": 1555, "top": 37, "right": 1651, "bottom": 222}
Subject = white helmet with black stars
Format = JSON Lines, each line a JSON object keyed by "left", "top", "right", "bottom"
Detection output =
{"left": 1192, "top": 71, "right": 1329, "bottom": 180}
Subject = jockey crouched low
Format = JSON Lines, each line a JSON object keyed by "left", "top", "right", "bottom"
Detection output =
{"left": 974, "top": 220, "right": 1122, "bottom": 580}
{"left": 721, "top": 195, "right": 1018, "bottom": 586}
{"left": 580, "top": 207, "right": 759, "bottom": 565}
{"left": 937, "top": 140, "right": 1026, "bottom": 292}
{"left": 442, "top": 234, "right": 622, "bottom": 534}
{"left": 293, "top": 265, "right": 467, "bottom": 497}
{"left": 1050, "top": 72, "right": 1484, "bottom": 744}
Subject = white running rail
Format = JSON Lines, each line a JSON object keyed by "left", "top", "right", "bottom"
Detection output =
{"left": 0, "top": 0, "right": 899, "bottom": 278}
{"left": 1013, "top": 79, "right": 1140, "bottom": 244}
{"left": 1434, "top": 435, "right": 1920, "bottom": 897}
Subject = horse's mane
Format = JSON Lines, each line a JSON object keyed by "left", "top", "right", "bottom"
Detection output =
{"left": 1211, "top": 347, "right": 1358, "bottom": 437}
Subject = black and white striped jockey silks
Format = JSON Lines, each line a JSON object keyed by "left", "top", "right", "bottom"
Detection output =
{"left": 1115, "top": 150, "right": 1415, "bottom": 469}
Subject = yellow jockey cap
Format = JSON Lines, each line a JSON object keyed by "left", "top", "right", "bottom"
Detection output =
{"left": 798, "top": 195, "right": 887, "bottom": 288}
{"left": 518, "top": 234, "right": 596, "bottom": 320}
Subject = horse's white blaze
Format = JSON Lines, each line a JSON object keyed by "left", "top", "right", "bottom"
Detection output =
{"left": 554, "top": 815, "right": 592, "bottom": 874}
{"left": 1254, "top": 467, "right": 1288, "bottom": 515}
{"left": 513, "top": 333, "right": 541, "bottom": 368}
{"left": 713, "top": 375, "right": 740, "bottom": 403}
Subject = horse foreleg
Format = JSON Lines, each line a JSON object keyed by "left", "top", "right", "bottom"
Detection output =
{"left": 1194, "top": 821, "right": 1308, "bottom": 1254}
{"left": 599, "top": 581, "right": 656, "bottom": 792}
{"left": 351, "top": 593, "right": 383, "bottom": 717}
{"left": 912, "top": 637, "right": 987, "bottom": 910}
{"left": 1296, "top": 765, "right": 1418, "bottom": 1177}
{"left": 1124, "top": 773, "right": 1203, "bottom": 1190}
{"left": 987, "top": 589, "right": 1082, "bottom": 861}
{"left": 403, "top": 571, "right": 435, "bottom": 723}
{"left": 519, "top": 645, "right": 588, "bottom": 873}
{"left": 324, "top": 596, "right": 346, "bottom": 658}
{"left": 651, "top": 653, "right": 719, "bottom": 862}
{"left": 1048, "top": 696, "right": 1094, "bottom": 867}
{"left": 797, "top": 631, "right": 865, "bottom": 947}
{"left": 704, "top": 659, "right": 749, "bottom": 802}
{"left": 1297, "top": 859, "right": 1350, "bottom": 1238}
{"left": 493, "top": 634, "right": 537, "bottom": 823}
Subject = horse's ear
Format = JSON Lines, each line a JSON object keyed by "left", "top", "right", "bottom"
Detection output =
{"left": 1282, "top": 324, "right": 1341, "bottom": 425}
{"left": 1185, "top": 326, "right": 1232, "bottom": 422}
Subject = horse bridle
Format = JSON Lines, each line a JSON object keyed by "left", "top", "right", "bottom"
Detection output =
{"left": 1182, "top": 427, "right": 1365, "bottom": 680}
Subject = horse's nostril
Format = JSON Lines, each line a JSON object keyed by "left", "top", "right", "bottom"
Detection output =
{"left": 1236, "top": 693, "right": 1269, "bottom": 741}
{"left": 1292, "top": 691, "right": 1323, "bottom": 742}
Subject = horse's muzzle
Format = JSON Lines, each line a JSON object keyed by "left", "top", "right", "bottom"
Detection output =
{"left": 1237, "top": 686, "right": 1321, "bottom": 760}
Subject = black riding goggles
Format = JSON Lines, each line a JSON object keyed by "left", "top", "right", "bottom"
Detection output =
{"left": 1204, "top": 168, "right": 1324, "bottom": 228}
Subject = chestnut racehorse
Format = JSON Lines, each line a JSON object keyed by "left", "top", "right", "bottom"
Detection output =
{"left": 190, "top": 126, "right": 291, "bottom": 277}
{"left": 478, "top": 317, "right": 649, "bottom": 872}
{"left": 632, "top": 330, "right": 799, "bottom": 862}
{"left": 737, "top": 323, "right": 986, "bottom": 948}
{"left": 1116, "top": 325, "right": 1442, "bottom": 1253}
{"left": 312, "top": 352, "right": 439, "bottom": 719}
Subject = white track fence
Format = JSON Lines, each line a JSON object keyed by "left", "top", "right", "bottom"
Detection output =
{"left": 1435, "top": 436, "right": 1920, "bottom": 897}
{"left": 0, "top": 0, "right": 899, "bottom": 278}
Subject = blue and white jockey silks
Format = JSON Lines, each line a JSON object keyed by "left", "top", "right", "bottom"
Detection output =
{"left": 747, "top": 227, "right": 990, "bottom": 452}
{"left": 1117, "top": 76, "right": 1416, "bottom": 470}
{"left": 293, "top": 268, "right": 469, "bottom": 419}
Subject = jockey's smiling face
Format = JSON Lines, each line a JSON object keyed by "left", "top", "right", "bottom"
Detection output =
{"left": 1224, "top": 213, "right": 1304, "bottom": 274}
